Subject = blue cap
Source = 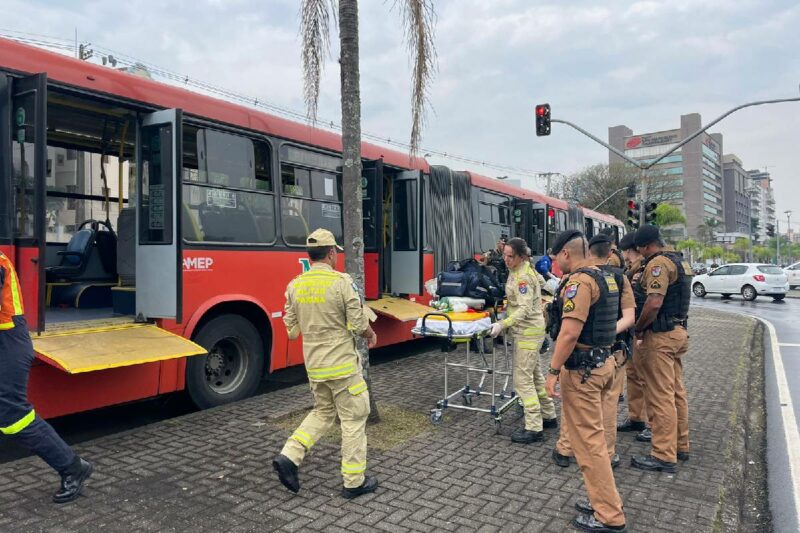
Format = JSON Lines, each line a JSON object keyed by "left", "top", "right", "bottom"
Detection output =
{"left": 535, "top": 255, "right": 552, "bottom": 275}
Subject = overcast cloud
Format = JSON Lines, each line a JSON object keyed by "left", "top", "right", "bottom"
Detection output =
{"left": 4, "top": 0, "right": 799, "bottom": 228}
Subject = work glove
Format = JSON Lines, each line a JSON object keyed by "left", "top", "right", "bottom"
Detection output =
{"left": 490, "top": 322, "right": 504, "bottom": 338}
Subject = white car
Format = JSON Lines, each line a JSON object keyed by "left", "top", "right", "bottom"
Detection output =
{"left": 692, "top": 263, "right": 789, "bottom": 301}
{"left": 785, "top": 261, "right": 800, "bottom": 290}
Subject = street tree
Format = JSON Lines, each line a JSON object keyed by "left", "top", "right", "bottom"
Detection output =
{"left": 676, "top": 238, "right": 702, "bottom": 263}
{"left": 653, "top": 203, "right": 686, "bottom": 227}
{"left": 553, "top": 163, "right": 638, "bottom": 221}
{"left": 300, "top": 0, "right": 437, "bottom": 422}
{"left": 732, "top": 237, "right": 750, "bottom": 261}
{"left": 702, "top": 245, "right": 724, "bottom": 264}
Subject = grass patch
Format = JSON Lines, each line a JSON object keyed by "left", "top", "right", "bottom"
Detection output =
{"left": 273, "top": 403, "right": 431, "bottom": 451}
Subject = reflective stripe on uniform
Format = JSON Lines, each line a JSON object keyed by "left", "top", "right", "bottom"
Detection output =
{"left": 307, "top": 362, "right": 357, "bottom": 380}
{"left": 537, "top": 387, "right": 549, "bottom": 399}
{"left": 290, "top": 429, "right": 315, "bottom": 449}
{"left": 518, "top": 339, "right": 543, "bottom": 350}
{"left": 522, "top": 326, "right": 545, "bottom": 336}
{"left": 348, "top": 381, "right": 368, "bottom": 395}
{"left": 0, "top": 409, "right": 35, "bottom": 435}
{"left": 521, "top": 396, "right": 540, "bottom": 408}
{"left": 7, "top": 262, "right": 23, "bottom": 315}
{"left": 0, "top": 321, "right": 14, "bottom": 330}
{"left": 341, "top": 461, "right": 367, "bottom": 474}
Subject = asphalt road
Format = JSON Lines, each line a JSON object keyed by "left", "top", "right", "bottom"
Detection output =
{"left": 691, "top": 293, "right": 800, "bottom": 532}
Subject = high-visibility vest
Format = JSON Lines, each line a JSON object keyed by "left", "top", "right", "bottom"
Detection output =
{"left": 0, "top": 252, "right": 25, "bottom": 331}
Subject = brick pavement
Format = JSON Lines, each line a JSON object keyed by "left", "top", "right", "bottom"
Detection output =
{"left": 0, "top": 309, "right": 765, "bottom": 532}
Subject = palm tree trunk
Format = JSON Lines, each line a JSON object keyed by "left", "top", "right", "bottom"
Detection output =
{"left": 338, "top": 0, "right": 379, "bottom": 422}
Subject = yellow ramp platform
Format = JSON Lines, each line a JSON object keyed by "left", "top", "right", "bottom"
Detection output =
{"left": 33, "top": 322, "right": 207, "bottom": 374}
{"left": 367, "top": 296, "right": 435, "bottom": 322}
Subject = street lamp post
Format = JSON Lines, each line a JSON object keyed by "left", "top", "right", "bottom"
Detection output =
{"left": 787, "top": 210, "right": 793, "bottom": 263}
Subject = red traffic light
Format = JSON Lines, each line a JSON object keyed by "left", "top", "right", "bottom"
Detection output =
{"left": 547, "top": 208, "right": 555, "bottom": 218}
{"left": 536, "top": 105, "right": 547, "bottom": 117}
{"left": 628, "top": 200, "right": 637, "bottom": 209}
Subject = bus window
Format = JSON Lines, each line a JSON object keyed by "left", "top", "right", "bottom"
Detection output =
{"left": 30, "top": 91, "right": 136, "bottom": 244}
{"left": 477, "top": 190, "right": 511, "bottom": 252}
{"left": 393, "top": 178, "right": 418, "bottom": 251}
{"left": 531, "top": 208, "right": 545, "bottom": 256}
{"left": 181, "top": 125, "right": 276, "bottom": 244}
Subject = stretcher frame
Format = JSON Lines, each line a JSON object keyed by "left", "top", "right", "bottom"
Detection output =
{"left": 412, "top": 313, "right": 519, "bottom": 433}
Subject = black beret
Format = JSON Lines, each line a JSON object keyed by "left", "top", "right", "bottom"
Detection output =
{"left": 551, "top": 229, "right": 584, "bottom": 255}
{"left": 618, "top": 232, "right": 636, "bottom": 251}
{"left": 588, "top": 233, "right": 612, "bottom": 247}
{"left": 633, "top": 224, "right": 661, "bottom": 247}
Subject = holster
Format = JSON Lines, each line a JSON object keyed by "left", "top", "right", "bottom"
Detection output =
{"left": 564, "top": 347, "right": 611, "bottom": 371}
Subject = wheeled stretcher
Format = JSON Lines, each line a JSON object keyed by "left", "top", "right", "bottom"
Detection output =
{"left": 412, "top": 312, "right": 519, "bottom": 432}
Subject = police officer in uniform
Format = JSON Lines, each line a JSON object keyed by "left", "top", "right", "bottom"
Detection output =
{"left": 600, "top": 228, "right": 624, "bottom": 268}
{"left": 616, "top": 232, "right": 651, "bottom": 439}
{"left": 490, "top": 238, "right": 557, "bottom": 443}
{"left": 545, "top": 230, "right": 628, "bottom": 533}
{"left": 630, "top": 225, "right": 691, "bottom": 473}
{"left": 551, "top": 233, "right": 635, "bottom": 471}
{"left": 273, "top": 229, "right": 379, "bottom": 498}
{"left": 0, "top": 251, "right": 93, "bottom": 503}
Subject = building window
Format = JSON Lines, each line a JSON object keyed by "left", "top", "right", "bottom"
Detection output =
{"left": 702, "top": 144, "right": 720, "bottom": 162}
{"left": 703, "top": 192, "right": 720, "bottom": 204}
{"left": 637, "top": 154, "right": 683, "bottom": 166}
{"left": 625, "top": 143, "right": 679, "bottom": 158}
{"left": 704, "top": 205, "right": 720, "bottom": 215}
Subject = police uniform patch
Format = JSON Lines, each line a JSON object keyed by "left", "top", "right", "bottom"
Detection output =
{"left": 564, "top": 282, "right": 579, "bottom": 299}
{"left": 518, "top": 282, "right": 528, "bottom": 294}
{"left": 563, "top": 299, "right": 575, "bottom": 313}
{"left": 650, "top": 280, "right": 662, "bottom": 289}
{"left": 651, "top": 266, "right": 662, "bottom": 277}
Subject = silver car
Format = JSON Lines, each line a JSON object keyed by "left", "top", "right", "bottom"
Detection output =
{"left": 785, "top": 261, "right": 800, "bottom": 290}
{"left": 692, "top": 263, "right": 789, "bottom": 301}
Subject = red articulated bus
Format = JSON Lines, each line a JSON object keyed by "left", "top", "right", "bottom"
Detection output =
{"left": 0, "top": 37, "right": 623, "bottom": 418}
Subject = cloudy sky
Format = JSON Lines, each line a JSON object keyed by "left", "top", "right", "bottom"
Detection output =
{"left": 4, "top": 0, "right": 800, "bottom": 230}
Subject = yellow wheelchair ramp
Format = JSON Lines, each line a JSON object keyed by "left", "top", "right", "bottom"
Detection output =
{"left": 367, "top": 296, "right": 434, "bottom": 322}
{"left": 32, "top": 323, "right": 206, "bottom": 374}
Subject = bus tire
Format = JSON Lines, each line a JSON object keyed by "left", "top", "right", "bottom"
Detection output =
{"left": 187, "top": 314, "right": 265, "bottom": 409}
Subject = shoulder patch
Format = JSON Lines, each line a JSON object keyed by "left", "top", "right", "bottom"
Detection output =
{"left": 651, "top": 265, "right": 662, "bottom": 277}
{"left": 518, "top": 281, "right": 528, "bottom": 294}
{"left": 563, "top": 299, "right": 575, "bottom": 313}
{"left": 564, "top": 281, "right": 580, "bottom": 299}
{"left": 650, "top": 280, "right": 662, "bottom": 290}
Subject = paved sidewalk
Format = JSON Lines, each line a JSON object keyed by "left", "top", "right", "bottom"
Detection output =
{"left": 0, "top": 309, "right": 766, "bottom": 532}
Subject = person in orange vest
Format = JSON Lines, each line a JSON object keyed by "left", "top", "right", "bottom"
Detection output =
{"left": 0, "top": 251, "right": 93, "bottom": 503}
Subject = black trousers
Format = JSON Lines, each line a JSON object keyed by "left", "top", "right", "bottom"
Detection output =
{"left": 0, "top": 316, "right": 76, "bottom": 474}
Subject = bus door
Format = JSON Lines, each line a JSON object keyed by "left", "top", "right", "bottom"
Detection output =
{"left": 512, "top": 199, "right": 532, "bottom": 242}
{"left": 390, "top": 170, "right": 423, "bottom": 295}
{"left": 2, "top": 73, "right": 47, "bottom": 333}
{"left": 135, "top": 109, "right": 183, "bottom": 322}
{"left": 362, "top": 158, "right": 383, "bottom": 299}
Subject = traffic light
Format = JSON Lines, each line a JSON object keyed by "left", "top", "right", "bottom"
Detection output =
{"left": 766, "top": 223, "right": 775, "bottom": 238}
{"left": 645, "top": 202, "right": 658, "bottom": 224}
{"left": 535, "top": 103, "right": 551, "bottom": 136}
{"left": 627, "top": 200, "right": 640, "bottom": 230}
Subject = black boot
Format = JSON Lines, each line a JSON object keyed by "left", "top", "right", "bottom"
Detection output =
{"left": 542, "top": 417, "right": 558, "bottom": 429}
{"left": 511, "top": 428, "right": 544, "bottom": 444}
{"left": 677, "top": 451, "right": 690, "bottom": 462}
{"left": 575, "top": 498, "right": 594, "bottom": 514}
{"left": 571, "top": 513, "right": 627, "bottom": 532}
{"left": 630, "top": 454, "right": 677, "bottom": 473}
{"left": 635, "top": 427, "right": 652, "bottom": 442}
{"left": 53, "top": 457, "right": 93, "bottom": 504}
{"left": 272, "top": 454, "right": 300, "bottom": 493}
{"left": 552, "top": 448, "right": 571, "bottom": 467}
{"left": 342, "top": 475, "right": 379, "bottom": 499}
{"left": 617, "top": 419, "right": 645, "bottom": 432}
{"left": 610, "top": 454, "right": 620, "bottom": 469}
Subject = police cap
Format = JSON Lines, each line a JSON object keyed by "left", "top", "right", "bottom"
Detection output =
{"left": 306, "top": 228, "right": 344, "bottom": 251}
{"left": 588, "top": 233, "right": 612, "bottom": 247}
{"left": 550, "top": 229, "right": 584, "bottom": 255}
{"left": 618, "top": 232, "right": 636, "bottom": 251}
{"left": 633, "top": 224, "right": 661, "bottom": 248}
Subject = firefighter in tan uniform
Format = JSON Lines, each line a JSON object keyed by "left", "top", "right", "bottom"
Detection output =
{"left": 551, "top": 233, "right": 635, "bottom": 472}
{"left": 617, "top": 232, "right": 651, "bottom": 441}
{"left": 545, "top": 230, "right": 628, "bottom": 533}
{"left": 630, "top": 225, "right": 691, "bottom": 473}
{"left": 272, "top": 229, "right": 379, "bottom": 499}
{"left": 490, "top": 238, "right": 557, "bottom": 443}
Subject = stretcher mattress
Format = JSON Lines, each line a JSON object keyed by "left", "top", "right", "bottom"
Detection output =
{"left": 413, "top": 315, "right": 492, "bottom": 337}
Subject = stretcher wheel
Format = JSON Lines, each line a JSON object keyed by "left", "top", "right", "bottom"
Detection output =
{"left": 461, "top": 392, "right": 473, "bottom": 406}
{"left": 494, "top": 419, "right": 502, "bottom": 434}
{"left": 430, "top": 409, "right": 444, "bottom": 426}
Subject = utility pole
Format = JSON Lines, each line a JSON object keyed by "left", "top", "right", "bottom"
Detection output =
{"left": 777, "top": 219, "right": 781, "bottom": 266}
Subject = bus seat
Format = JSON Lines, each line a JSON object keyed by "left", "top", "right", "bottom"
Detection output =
{"left": 46, "top": 223, "right": 116, "bottom": 283}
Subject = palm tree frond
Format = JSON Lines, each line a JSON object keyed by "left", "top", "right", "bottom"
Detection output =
{"left": 300, "top": 0, "right": 338, "bottom": 122}
{"left": 397, "top": 0, "right": 437, "bottom": 157}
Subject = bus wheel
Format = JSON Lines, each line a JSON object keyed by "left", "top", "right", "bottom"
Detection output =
{"left": 187, "top": 314, "right": 265, "bottom": 409}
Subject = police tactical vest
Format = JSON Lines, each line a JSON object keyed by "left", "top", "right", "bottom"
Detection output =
{"left": 549, "top": 267, "right": 619, "bottom": 349}
{"left": 629, "top": 264, "right": 647, "bottom": 321}
{"left": 642, "top": 251, "right": 692, "bottom": 332}
{"left": 599, "top": 264, "right": 628, "bottom": 343}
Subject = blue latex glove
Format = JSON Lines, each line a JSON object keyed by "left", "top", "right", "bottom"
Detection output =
{"left": 535, "top": 255, "right": 552, "bottom": 276}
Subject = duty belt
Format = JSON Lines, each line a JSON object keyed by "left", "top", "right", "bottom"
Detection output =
{"left": 565, "top": 347, "right": 612, "bottom": 383}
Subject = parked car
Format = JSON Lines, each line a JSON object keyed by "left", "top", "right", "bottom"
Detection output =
{"left": 785, "top": 261, "right": 800, "bottom": 290}
{"left": 691, "top": 263, "right": 708, "bottom": 275}
{"left": 692, "top": 263, "right": 789, "bottom": 301}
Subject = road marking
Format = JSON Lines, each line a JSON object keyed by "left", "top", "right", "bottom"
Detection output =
{"left": 746, "top": 313, "right": 800, "bottom": 525}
